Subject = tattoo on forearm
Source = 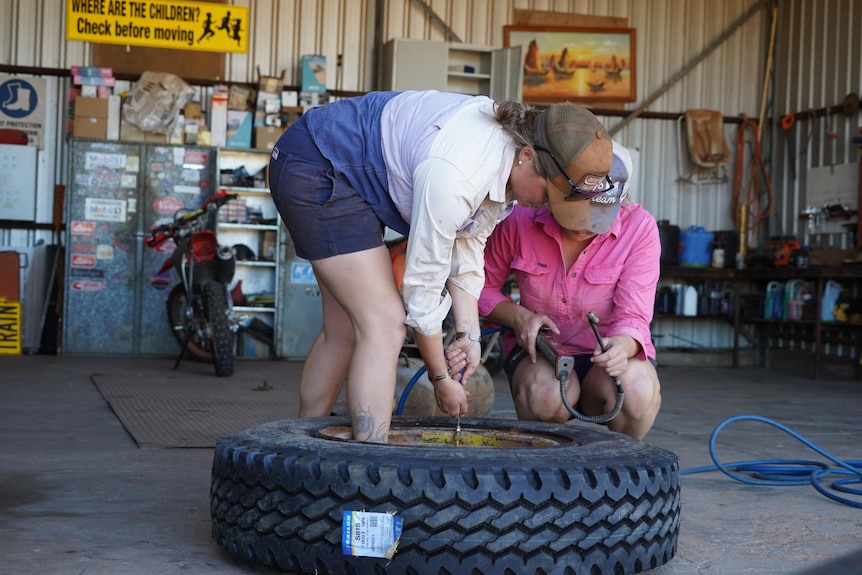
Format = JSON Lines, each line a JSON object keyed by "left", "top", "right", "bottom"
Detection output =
{"left": 352, "top": 406, "right": 389, "bottom": 443}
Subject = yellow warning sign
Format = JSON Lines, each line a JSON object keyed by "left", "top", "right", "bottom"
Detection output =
{"left": 0, "top": 298, "right": 22, "bottom": 355}
{"left": 66, "top": 0, "right": 248, "bottom": 53}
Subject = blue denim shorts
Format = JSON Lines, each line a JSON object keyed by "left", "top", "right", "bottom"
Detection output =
{"left": 269, "top": 118, "right": 385, "bottom": 261}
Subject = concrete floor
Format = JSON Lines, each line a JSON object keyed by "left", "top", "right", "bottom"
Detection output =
{"left": 1, "top": 353, "right": 861, "bottom": 575}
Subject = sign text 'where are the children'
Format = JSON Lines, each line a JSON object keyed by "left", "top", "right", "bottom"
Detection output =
{"left": 66, "top": 0, "right": 248, "bottom": 53}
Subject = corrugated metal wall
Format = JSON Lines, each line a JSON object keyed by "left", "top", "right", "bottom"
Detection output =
{"left": 2, "top": 0, "right": 860, "bottom": 353}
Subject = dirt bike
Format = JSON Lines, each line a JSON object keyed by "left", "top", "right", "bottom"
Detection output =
{"left": 145, "top": 189, "right": 240, "bottom": 377}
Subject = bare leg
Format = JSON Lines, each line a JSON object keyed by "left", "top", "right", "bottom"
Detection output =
{"left": 509, "top": 357, "right": 581, "bottom": 424}
{"left": 580, "top": 359, "right": 661, "bottom": 439}
{"left": 298, "top": 281, "right": 354, "bottom": 417}
{"left": 311, "top": 246, "right": 406, "bottom": 443}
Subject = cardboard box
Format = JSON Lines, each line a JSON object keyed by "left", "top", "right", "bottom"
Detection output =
{"left": 119, "top": 120, "right": 166, "bottom": 143}
{"left": 254, "top": 126, "right": 283, "bottom": 151}
{"left": 255, "top": 73, "right": 284, "bottom": 128}
{"left": 184, "top": 102, "right": 202, "bottom": 119}
{"left": 301, "top": 55, "right": 327, "bottom": 93}
{"left": 255, "top": 92, "right": 281, "bottom": 127}
{"left": 73, "top": 96, "right": 108, "bottom": 139}
{"left": 226, "top": 110, "right": 252, "bottom": 148}
{"left": 71, "top": 65, "right": 113, "bottom": 77}
{"left": 261, "top": 230, "right": 278, "bottom": 261}
{"left": 283, "top": 105, "right": 303, "bottom": 127}
{"left": 75, "top": 96, "right": 108, "bottom": 118}
{"left": 228, "top": 85, "right": 254, "bottom": 110}
{"left": 218, "top": 197, "right": 248, "bottom": 223}
{"left": 211, "top": 89, "right": 228, "bottom": 147}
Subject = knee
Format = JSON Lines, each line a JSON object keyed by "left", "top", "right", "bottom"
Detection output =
{"left": 621, "top": 372, "right": 661, "bottom": 420}
{"left": 378, "top": 313, "right": 407, "bottom": 352}
{"left": 513, "top": 372, "right": 567, "bottom": 421}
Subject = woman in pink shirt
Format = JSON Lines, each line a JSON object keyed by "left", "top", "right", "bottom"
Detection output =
{"left": 475, "top": 141, "right": 662, "bottom": 439}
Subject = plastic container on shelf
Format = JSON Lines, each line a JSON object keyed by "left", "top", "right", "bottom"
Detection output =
{"left": 764, "top": 281, "right": 783, "bottom": 319}
{"left": 656, "top": 286, "right": 676, "bottom": 314}
{"left": 681, "top": 285, "right": 698, "bottom": 316}
{"left": 679, "top": 226, "right": 715, "bottom": 267}
{"left": 821, "top": 280, "right": 843, "bottom": 321}
{"left": 784, "top": 279, "right": 806, "bottom": 321}
{"left": 657, "top": 220, "right": 680, "bottom": 265}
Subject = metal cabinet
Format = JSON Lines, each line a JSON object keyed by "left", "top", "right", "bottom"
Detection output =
{"left": 381, "top": 38, "right": 523, "bottom": 101}
{"left": 63, "top": 139, "right": 216, "bottom": 355}
{"left": 276, "top": 233, "right": 323, "bottom": 360}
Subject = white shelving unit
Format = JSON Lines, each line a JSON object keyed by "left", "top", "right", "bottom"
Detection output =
{"left": 381, "top": 38, "right": 523, "bottom": 101}
{"left": 216, "top": 148, "right": 280, "bottom": 358}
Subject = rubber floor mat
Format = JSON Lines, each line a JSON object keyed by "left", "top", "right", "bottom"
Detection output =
{"left": 91, "top": 373, "right": 299, "bottom": 448}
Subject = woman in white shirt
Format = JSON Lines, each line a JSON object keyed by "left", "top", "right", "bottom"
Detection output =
{"left": 269, "top": 90, "right": 612, "bottom": 443}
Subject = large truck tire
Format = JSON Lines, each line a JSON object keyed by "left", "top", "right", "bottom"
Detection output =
{"left": 211, "top": 417, "right": 680, "bottom": 574}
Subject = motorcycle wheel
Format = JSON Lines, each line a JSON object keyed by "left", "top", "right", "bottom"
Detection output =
{"left": 166, "top": 284, "right": 213, "bottom": 362}
{"left": 211, "top": 417, "right": 680, "bottom": 575}
{"left": 202, "top": 280, "right": 235, "bottom": 378}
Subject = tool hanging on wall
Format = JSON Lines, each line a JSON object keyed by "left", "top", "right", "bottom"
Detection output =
{"left": 733, "top": 117, "right": 774, "bottom": 260}
{"left": 779, "top": 92, "right": 859, "bottom": 182}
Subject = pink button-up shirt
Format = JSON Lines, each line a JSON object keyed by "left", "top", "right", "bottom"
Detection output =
{"left": 479, "top": 203, "right": 660, "bottom": 360}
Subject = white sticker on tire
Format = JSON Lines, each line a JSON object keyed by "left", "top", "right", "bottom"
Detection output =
{"left": 342, "top": 511, "right": 403, "bottom": 559}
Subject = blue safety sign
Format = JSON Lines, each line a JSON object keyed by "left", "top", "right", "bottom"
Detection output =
{"left": 0, "top": 75, "right": 46, "bottom": 148}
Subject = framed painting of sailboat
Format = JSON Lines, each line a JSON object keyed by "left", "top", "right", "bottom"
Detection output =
{"left": 503, "top": 26, "right": 636, "bottom": 104}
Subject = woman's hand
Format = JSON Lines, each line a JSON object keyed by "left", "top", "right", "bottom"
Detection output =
{"left": 432, "top": 375, "right": 469, "bottom": 417}
{"left": 590, "top": 335, "right": 635, "bottom": 378}
{"left": 512, "top": 311, "right": 559, "bottom": 364}
{"left": 444, "top": 336, "right": 482, "bottom": 384}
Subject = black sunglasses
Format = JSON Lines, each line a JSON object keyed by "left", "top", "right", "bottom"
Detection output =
{"left": 534, "top": 145, "right": 615, "bottom": 201}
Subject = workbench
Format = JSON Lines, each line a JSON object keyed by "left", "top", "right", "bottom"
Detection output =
{"left": 660, "top": 265, "right": 862, "bottom": 379}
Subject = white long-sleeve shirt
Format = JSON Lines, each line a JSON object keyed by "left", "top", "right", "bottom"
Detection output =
{"left": 380, "top": 91, "right": 516, "bottom": 335}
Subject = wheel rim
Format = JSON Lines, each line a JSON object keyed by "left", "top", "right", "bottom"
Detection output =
{"left": 318, "top": 422, "right": 570, "bottom": 448}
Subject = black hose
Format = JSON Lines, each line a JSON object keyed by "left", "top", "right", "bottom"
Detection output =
{"left": 558, "top": 373, "right": 624, "bottom": 424}
{"left": 558, "top": 312, "right": 624, "bottom": 424}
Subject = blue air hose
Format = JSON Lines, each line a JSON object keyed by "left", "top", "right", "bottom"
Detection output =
{"left": 681, "top": 414, "right": 862, "bottom": 508}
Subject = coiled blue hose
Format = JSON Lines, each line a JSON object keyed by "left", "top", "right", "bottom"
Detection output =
{"left": 681, "top": 414, "right": 862, "bottom": 508}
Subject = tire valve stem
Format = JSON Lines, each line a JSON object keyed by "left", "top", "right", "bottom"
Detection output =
{"left": 455, "top": 415, "right": 461, "bottom": 447}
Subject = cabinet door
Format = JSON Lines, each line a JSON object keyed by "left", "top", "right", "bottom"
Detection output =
{"left": 490, "top": 46, "right": 523, "bottom": 102}
{"left": 277, "top": 234, "right": 323, "bottom": 360}
{"left": 63, "top": 140, "right": 143, "bottom": 354}
{"left": 138, "top": 144, "right": 216, "bottom": 356}
{"left": 382, "top": 39, "right": 448, "bottom": 91}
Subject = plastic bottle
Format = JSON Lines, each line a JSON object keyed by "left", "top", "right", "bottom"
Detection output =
{"left": 672, "top": 284, "right": 683, "bottom": 315}
{"left": 764, "top": 281, "right": 782, "bottom": 319}
{"left": 821, "top": 280, "right": 843, "bottom": 321}
{"left": 682, "top": 285, "right": 698, "bottom": 316}
{"left": 711, "top": 242, "right": 725, "bottom": 268}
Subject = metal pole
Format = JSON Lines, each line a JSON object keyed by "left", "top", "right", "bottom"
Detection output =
{"left": 410, "top": 0, "right": 462, "bottom": 43}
